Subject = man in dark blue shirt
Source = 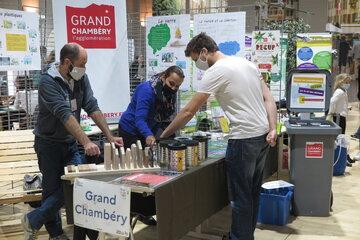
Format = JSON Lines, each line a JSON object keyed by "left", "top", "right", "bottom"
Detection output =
{"left": 22, "top": 43, "right": 123, "bottom": 240}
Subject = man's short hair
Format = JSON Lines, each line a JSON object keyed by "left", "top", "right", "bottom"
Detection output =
{"left": 60, "top": 43, "right": 80, "bottom": 64}
{"left": 185, "top": 33, "right": 219, "bottom": 57}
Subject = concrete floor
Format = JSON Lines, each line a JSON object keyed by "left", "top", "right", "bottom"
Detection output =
{"left": 0, "top": 102, "right": 359, "bottom": 240}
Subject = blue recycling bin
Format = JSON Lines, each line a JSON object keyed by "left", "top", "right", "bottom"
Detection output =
{"left": 258, "top": 187, "right": 293, "bottom": 226}
{"left": 333, "top": 146, "right": 347, "bottom": 176}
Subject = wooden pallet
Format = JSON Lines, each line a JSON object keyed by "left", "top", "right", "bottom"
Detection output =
{"left": 0, "top": 130, "right": 41, "bottom": 205}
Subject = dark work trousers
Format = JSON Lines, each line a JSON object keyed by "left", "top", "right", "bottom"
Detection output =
{"left": 118, "top": 124, "right": 146, "bottom": 149}
{"left": 27, "top": 137, "right": 83, "bottom": 238}
{"left": 118, "top": 124, "right": 156, "bottom": 217}
{"left": 73, "top": 225, "right": 99, "bottom": 240}
{"left": 333, "top": 115, "right": 346, "bottom": 134}
{"left": 225, "top": 134, "right": 270, "bottom": 240}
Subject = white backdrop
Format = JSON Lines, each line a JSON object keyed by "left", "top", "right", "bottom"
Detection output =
{"left": 52, "top": 0, "right": 130, "bottom": 123}
{"left": 0, "top": 8, "right": 41, "bottom": 71}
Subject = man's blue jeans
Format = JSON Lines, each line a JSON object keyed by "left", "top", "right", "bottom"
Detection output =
{"left": 226, "top": 134, "right": 269, "bottom": 240}
{"left": 27, "top": 137, "right": 83, "bottom": 238}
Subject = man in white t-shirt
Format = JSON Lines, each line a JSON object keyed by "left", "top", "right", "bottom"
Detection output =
{"left": 161, "top": 33, "right": 277, "bottom": 240}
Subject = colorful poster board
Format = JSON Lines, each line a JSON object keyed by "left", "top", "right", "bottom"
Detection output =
{"left": 289, "top": 73, "right": 326, "bottom": 110}
{"left": 296, "top": 33, "right": 332, "bottom": 71}
{"left": 244, "top": 34, "right": 253, "bottom": 62}
{"left": 270, "top": 36, "right": 288, "bottom": 101}
{"left": 52, "top": 0, "right": 130, "bottom": 123}
{"left": 146, "top": 14, "right": 191, "bottom": 90}
{"left": 0, "top": 8, "right": 41, "bottom": 71}
{"left": 252, "top": 30, "right": 281, "bottom": 74}
{"left": 193, "top": 12, "right": 246, "bottom": 90}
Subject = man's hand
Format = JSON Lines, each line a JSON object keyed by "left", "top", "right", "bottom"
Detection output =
{"left": 146, "top": 135, "right": 156, "bottom": 146}
{"left": 84, "top": 142, "right": 100, "bottom": 156}
{"left": 109, "top": 136, "right": 124, "bottom": 147}
{"left": 266, "top": 129, "right": 277, "bottom": 147}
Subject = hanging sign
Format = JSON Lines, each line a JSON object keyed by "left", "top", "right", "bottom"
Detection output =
{"left": 0, "top": 8, "right": 41, "bottom": 71}
{"left": 296, "top": 33, "right": 332, "bottom": 71}
{"left": 193, "top": 12, "right": 246, "bottom": 90}
{"left": 52, "top": 0, "right": 130, "bottom": 123}
{"left": 252, "top": 30, "right": 281, "bottom": 74}
{"left": 146, "top": 14, "right": 191, "bottom": 90}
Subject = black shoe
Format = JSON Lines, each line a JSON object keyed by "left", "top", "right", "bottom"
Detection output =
{"left": 351, "top": 134, "right": 360, "bottom": 140}
{"left": 347, "top": 161, "right": 352, "bottom": 167}
{"left": 348, "top": 155, "right": 356, "bottom": 163}
{"left": 138, "top": 215, "right": 157, "bottom": 226}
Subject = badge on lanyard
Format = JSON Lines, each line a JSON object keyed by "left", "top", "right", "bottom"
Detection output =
{"left": 70, "top": 99, "right": 77, "bottom": 112}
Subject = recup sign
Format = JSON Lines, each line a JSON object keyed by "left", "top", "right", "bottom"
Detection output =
{"left": 66, "top": 3, "right": 116, "bottom": 48}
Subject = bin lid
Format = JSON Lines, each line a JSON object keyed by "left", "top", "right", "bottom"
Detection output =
{"left": 261, "top": 180, "right": 294, "bottom": 190}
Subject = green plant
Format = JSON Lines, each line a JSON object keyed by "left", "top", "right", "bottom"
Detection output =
{"left": 263, "top": 18, "right": 310, "bottom": 71}
{"left": 152, "top": 0, "right": 181, "bottom": 16}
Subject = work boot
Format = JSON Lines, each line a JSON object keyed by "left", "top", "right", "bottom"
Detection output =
{"left": 49, "top": 233, "right": 70, "bottom": 240}
{"left": 350, "top": 134, "right": 360, "bottom": 140}
{"left": 21, "top": 213, "right": 38, "bottom": 240}
{"left": 138, "top": 215, "right": 157, "bottom": 226}
{"left": 348, "top": 155, "right": 356, "bottom": 164}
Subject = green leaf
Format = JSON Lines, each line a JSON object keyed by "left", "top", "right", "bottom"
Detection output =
{"left": 254, "top": 31, "right": 266, "bottom": 43}
{"left": 263, "top": 18, "right": 310, "bottom": 71}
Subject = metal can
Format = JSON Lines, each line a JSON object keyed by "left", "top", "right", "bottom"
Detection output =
{"left": 167, "top": 143, "right": 187, "bottom": 172}
{"left": 158, "top": 140, "right": 179, "bottom": 169}
{"left": 192, "top": 136, "right": 209, "bottom": 162}
{"left": 176, "top": 139, "right": 199, "bottom": 168}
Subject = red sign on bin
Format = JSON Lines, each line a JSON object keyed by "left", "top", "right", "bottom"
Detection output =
{"left": 66, "top": 4, "right": 116, "bottom": 48}
{"left": 305, "top": 142, "right": 323, "bottom": 159}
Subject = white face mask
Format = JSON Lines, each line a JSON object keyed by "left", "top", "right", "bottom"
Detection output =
{"left": 69, "top": 63, "right": 86, "bottom": 81}
{"left": 195, "top": 52, "right": 209, "bottom": 71}
{"left": 342, "top": 83, "right": 350, "bottom": 90}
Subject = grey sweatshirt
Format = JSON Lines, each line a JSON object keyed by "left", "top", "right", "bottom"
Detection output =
{"left": 34, "top": 63, "right": 99, "bottom": 143}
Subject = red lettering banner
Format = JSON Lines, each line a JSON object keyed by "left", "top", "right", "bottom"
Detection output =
{"left": 66, "top": 4, "right": 116, "bottom": 48}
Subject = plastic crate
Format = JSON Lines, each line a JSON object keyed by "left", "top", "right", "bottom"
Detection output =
{"left": 258, "top": 187, "right": 293, "bottom": 226}
{"left": 333, "top": 146, "right": 347, "bottom": 176}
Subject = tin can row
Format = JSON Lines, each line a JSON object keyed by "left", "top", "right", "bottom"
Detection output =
{"left": 157, "top": 135, "right": 210, "bottom": 172}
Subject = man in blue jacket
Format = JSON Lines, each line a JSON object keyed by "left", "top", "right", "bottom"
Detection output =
{"left": 21, "top": 43, "right": 123, "bottom": 240}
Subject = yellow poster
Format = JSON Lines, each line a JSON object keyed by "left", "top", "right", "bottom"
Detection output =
{"left": 6, "top": 34, "right": 27, "bottom": 51}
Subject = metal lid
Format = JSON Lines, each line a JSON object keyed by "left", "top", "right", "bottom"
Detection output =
{"left": 177, "top": 139, "right": 199, "bottom": 146}
{"left": 174, "top": 137, "right": 192, "bottom": 141}
{"left": 192, "top": 135, "right": 209, "bottom": 142}
{"left": 167, "top": 143, "right": 187, "bottom": 150}
{"left": 159, "top": 140, "right": 179, "bottom": 147}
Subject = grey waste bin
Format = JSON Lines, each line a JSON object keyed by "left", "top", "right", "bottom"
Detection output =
{"left": 285, "top": 121, "right": 341, "bottom": 216}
